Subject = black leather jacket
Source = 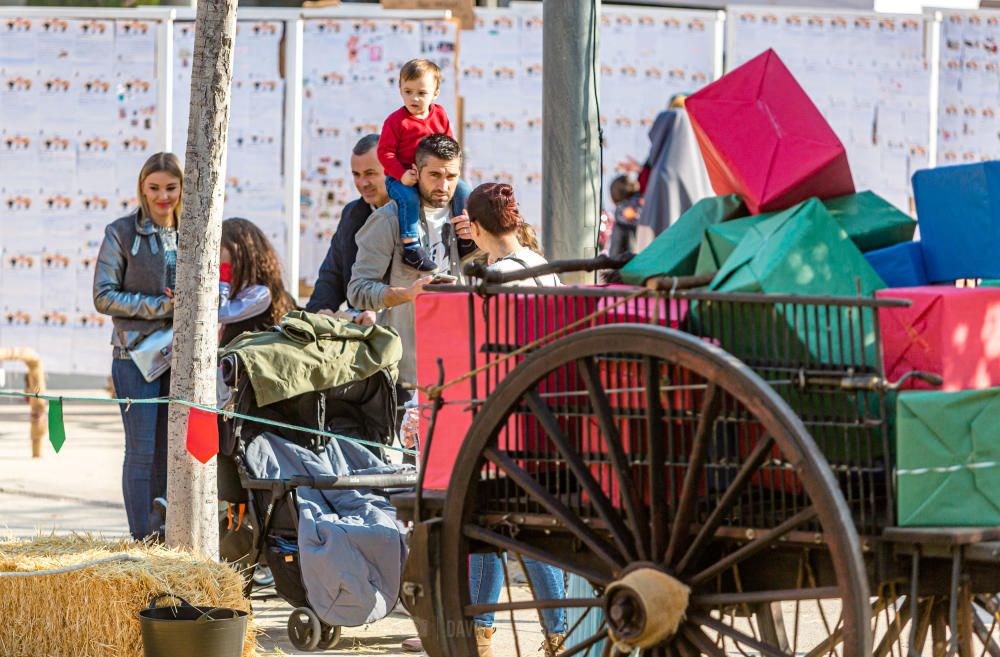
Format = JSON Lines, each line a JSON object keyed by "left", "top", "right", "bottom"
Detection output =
{"left": 92, "top": 209, "right": 174, "bottom": 349}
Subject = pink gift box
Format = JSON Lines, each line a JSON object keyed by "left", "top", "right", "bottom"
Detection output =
{"left": 686, "top": 49, "right": 855, "bottom": 215}
{"left": 877, "top": 287, "right": 1000, "bottom": 391}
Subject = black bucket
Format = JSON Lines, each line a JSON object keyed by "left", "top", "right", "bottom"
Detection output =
{"left": 139, "top": 594, "right": 249, "bottom": 657}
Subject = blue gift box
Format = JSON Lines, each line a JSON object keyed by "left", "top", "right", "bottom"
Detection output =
{"left": 864, "top": 241, "right": 929, "bottom": 288}
{"left": 913, "top": 162, "right": 1000, "bottom": 282}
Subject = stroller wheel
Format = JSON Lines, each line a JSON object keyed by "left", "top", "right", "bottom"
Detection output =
{"left": 317, "top": 623, "right": 342, "bottom": 650}
{"left": 287, "top": 607, "right": 322, "bottom": 651}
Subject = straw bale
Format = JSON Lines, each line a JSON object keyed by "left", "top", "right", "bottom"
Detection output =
{"left": 0, "top": 535, "right": 258, "bottom": 657}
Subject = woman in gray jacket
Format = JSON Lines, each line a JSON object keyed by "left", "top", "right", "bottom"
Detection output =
{"left": 93, "top": 152, "right": 181, "bottom": 540}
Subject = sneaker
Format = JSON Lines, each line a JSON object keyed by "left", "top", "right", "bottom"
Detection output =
{"left": 401, "top": 636, "right": 424, "bottom": 653}
{"left": 252, "top": 566, "right": 274, "bottom": 588}
{"left": 402, "top": 244, "right": 438, "bottom": 272}
{"left": 539, "top": 632, "right": 566, "bottom": 657}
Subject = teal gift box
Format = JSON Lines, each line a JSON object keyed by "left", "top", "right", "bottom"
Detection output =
{"left": 896, "top": 387, "right": 1000, "bottom": 526}
{"left": 695, "top": 191, "right": 915, "bottom": 274}
{"left": 697, "top": 198, "right": 886, "bottom": 365}
{"left": 619, "top": 194, "right": 746, "bottom": 284}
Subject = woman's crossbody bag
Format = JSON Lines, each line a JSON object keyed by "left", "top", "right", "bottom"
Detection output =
{"left": 130, "top": 327, "right": 174, "bottom": 383}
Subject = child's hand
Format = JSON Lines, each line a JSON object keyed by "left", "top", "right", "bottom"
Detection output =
{"left": 401, "top": 166, "right": 418, "bottom": 186}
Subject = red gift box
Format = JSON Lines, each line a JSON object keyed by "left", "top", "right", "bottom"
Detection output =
{"left": 877, "top": 287, "right": 1000, "bottom": 391}
{"left": 686, "top": 49, "right": 855, "bottom": 215}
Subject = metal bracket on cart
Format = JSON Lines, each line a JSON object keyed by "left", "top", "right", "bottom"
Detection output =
{"left": 795, "top": 369, "right": 944, "bottom": 392}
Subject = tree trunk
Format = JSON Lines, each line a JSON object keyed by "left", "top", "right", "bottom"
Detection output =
{"left": 166, "top": 0, "right": 238, "bottom": 555}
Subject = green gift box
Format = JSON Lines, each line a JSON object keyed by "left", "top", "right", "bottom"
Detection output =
{"left": 695, "top": 191, "right": 915, "bottom": 274}
{"left": 896, "top": 388, "right": 1000, "bottom": 526}
{"left": 697, "top": 198, "right": 886, "bottom": 365}
{"left": 619, "top": 194, "right": 746, "bottom": 284}
{"left": 824, "top": 191, "right": 915, "bottom": 252}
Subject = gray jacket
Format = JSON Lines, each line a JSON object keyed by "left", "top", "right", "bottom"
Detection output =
{"left": 92, "top": 209, "right": 174, "bottom": 349}
{"left": 347, "top": 200, "right": 476, "bottom": 385}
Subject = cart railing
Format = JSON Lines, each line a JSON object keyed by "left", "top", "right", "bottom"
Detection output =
{"left": 425, "top": 281, "right": 911, "bottom": 536}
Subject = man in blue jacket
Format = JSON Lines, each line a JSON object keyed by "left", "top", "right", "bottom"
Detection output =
{"left": 306, "top": 134, "right": 389, "bottom": 324}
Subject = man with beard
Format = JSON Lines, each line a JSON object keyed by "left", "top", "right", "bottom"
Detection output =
{"left": 348, "top": 132, "right": 477, "bottom": 424}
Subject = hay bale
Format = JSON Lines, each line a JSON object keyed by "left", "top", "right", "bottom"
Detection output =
{"left": 0, "top": 535, "right": 258, "bottom": 657}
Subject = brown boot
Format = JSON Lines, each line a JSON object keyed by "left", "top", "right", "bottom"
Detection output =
{"left": 475, "top": 625, "right": 495, "bottom": 657}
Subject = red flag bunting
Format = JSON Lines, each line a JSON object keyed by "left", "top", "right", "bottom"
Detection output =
{"left": 185, "top": 406, "right": 219, "bottom": 464}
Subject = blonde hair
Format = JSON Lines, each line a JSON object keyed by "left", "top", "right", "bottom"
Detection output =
{"left": 137, "top": 152, "right": 183, "bottom": 226}
{"left": 399, "top": 58, "right": 441, "bottom": 90}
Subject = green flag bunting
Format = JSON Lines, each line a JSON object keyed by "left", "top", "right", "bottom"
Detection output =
{"left": 48, "top": 398, "right": 66, "bottom": 453}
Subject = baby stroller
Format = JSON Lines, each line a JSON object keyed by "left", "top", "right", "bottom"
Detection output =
{"left": 216, "top": 312, "right": 417, "bottom": 652}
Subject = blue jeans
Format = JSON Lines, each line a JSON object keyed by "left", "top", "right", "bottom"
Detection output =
{"left": 386, "top": 175, "right": 471, "bottom": 241}
{"left": 470, "top": 553, "right": 566, "bottom": 634}
{"left": 111, "top": 358, "right": 171, "bottom": 540}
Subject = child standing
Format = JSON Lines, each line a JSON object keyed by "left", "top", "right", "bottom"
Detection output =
{"left": 378, "top": 58, "right": 470, "bottom": 271}
{"left": 607, "top": 174, "right": 642, "bottom": 257}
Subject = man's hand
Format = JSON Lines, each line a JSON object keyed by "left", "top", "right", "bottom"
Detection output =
{"left": 316, "top": 308, "right": 337, "bottom": 318}
{"left": 354, "top": 310, "right": 376, "bottom": 326}
{"left": 406, "top": 275, "right": 435, "bottom": 301}
{"left": 401, "top": 165, "right": 418, "bottom": 187}
{"left": 451, "top": 209, "right": 472, "bottom": 240}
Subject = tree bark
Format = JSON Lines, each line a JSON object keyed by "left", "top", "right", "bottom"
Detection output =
{"left": 166, "top": 0, "right": 238, "bottom": 555}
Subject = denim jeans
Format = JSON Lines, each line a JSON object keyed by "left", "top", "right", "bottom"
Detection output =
{"left": 469, "top": 553, "right": 566, "bottom": 633}
{"left": 386, "top": 176, "right": 472, "bottom": 241}
{"left": 111, "top": 358, "right": 171, "bottom": 540}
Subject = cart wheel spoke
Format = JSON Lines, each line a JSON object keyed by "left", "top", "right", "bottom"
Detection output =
{"left": 463, "top": 523, "right": 613, "bottom": 587}
{"left": 664, "top": 381, "right": 721, "bottom": 567}
{"left": 691, "top": 612, "right": 794, "bottom": 657}
{"left": 689, "top": 506, "right": 817, "bottom": 585}
{"left": 644, "top": 355, "right": 668, "bottom": 559}
{"left": 484, "top": 446, "right": 626, "bottom": 571}
{"left": 557, "top": 621, "right": 609, "bottom": 657}
{"left": 682, "top": 624, "right": 729, "bottom": 657}
{"left": 578, "top": 356, "right": 650, "bottom": 561}
{"left": 675, "top": 433, "right": 775, "bottom": 574}
{"left": 525, "top": 389, "right": 638, "bottom": 560}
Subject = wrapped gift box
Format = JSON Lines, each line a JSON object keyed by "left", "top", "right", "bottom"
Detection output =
{"left": 686, "top": 49, "right": 855, "bottom": 215}
{"left": 877, "top": 286, "right": 1000, "bottom": 391}
{"left": 823, "top": 191, "right": 916, "bottom": 252}
{"left": 896, "top": 387, "right": 1000, "bottom": 526}
{"left": 913, "top": 161, "right": 1000, "bottom": 282}
{"left": 695, "top": 191, "right": 914, "bottom": 274}
{"left": 864, "top": 242, "right": 929, "bottom": 288}
{"left": 619, "top": 194, "right": 746, "bottom": 284}
{"left": 702, "top": 198, "right": 885, "bottom": 364}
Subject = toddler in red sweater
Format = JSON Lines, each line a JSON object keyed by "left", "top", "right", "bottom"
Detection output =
{"left": 378, "top": 58, "right": 470, "bottom": 271}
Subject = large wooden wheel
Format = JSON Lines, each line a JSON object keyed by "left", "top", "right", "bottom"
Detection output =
{"left": 430, "top": 325, "right": 871, "bottom": 657}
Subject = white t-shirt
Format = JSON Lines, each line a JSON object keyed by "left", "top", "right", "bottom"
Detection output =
{"left": 422, "top": 204, "right": 451, "bottom": 267}
{"left": 486, "top": 247, "right": 561, "bottom": 287}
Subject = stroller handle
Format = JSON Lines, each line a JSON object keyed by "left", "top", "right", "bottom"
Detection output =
{"left": 288, "top": 473, "right": 419, "bottom": 490}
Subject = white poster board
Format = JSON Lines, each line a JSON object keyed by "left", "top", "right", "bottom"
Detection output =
{"left": 459, "top": 4, "right": 723, "bottom": 234}
{"left": 0, "top": 12, "right": 164, "bottom": 376}
{"left": 298, "top": 16, "right": 459, "bottom": 290}
{"left": 934, "top": 10, "right": 1000, "bottom": 167}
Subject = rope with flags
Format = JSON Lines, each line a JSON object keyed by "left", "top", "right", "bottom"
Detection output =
{"left": 0, "top": 389, "right": 418, "bottom": 461}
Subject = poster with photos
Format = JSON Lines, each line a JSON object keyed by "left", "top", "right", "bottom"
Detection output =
{"left": 937, "top": 11, "right": 1000, "bottom": 168}
{"left": 298, "top": 17, "right": 459, "bottom": 291}
{"left": 0, "top": 16, "right": 161, "bottom": 375}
